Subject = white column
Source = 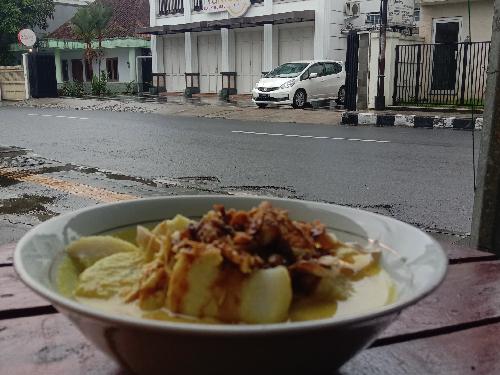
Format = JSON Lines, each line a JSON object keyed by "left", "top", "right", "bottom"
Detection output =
{"left": 263, "top": 24, "right": 279, "bottom": 72}
{"left": 185, "top": 32, "right": 198, "bottom": 73}
{"left": 221, "top": 28, "right": 235, "bottom": 72}
{"left": 150, "top": 0, "right": 157, "bottom": 27}
{"left": 313, "top": 0, "right": 331, "bottom": 60}
{"left": 22, "top": 53, "right": 30, "bottom": 99}
{"left": 129, "top": 48, "right": 137, "bottom": 81}
{"left": 152, "top": 35, "right": 166, "bottom": 74}
{"left": 183, "top": 0, "right": 192, "bottom": 23}
{"left": 54, "top": 49, "right": 62, "bottom": 83}
{"left": 264, "top": 0, "right": 272, "bottom": 13}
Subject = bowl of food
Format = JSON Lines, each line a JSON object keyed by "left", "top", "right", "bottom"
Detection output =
{"left": 14, "top": 196, "right": 447, "bottom": 375}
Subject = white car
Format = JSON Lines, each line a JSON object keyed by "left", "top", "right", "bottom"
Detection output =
{"left": 252, "top": 60, "right": 346, "bottom": 109}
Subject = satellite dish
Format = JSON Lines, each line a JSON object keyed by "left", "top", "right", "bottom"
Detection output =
{"left": 18, "top": 29, "right": 37, "bottom": 47}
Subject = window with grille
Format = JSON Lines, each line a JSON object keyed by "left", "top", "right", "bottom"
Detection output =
{"left": 366, "top": 12, "right": 381, "bottom": 25}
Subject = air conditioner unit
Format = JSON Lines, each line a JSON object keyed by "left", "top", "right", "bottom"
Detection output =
{"left": 345, "top": 1, "right": 361, "bottom": 18}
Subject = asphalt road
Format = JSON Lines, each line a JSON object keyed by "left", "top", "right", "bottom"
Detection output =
{"left": 0, "top": 105, "right": 479, "bottom": 244}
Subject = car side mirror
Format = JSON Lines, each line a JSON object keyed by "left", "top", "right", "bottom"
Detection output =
{"left": 309, "top": 72, "right": 318, "bottom": 79}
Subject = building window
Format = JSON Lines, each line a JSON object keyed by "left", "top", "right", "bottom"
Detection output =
{"left": 106, "top": 58, "right": 119, "bottom": 81}
{"left": 366, "top": 12, "right": 381, "bottom": 25}
{"left": 85, "top": 59, "right": 93, "bottom": 81}
{"left": 62, "top": 60, "right": 69, "bottom": 81}
{"left": 414, "top": 8, "right": 420, "bottom": 22}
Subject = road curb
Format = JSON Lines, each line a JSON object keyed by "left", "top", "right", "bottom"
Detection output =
{"left": 341, "top": 112, "right": 483, "bottom": 130}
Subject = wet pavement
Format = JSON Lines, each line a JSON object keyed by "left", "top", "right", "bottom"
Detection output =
{"left": 0, "top": 105, "right": 478, "bottom": 246}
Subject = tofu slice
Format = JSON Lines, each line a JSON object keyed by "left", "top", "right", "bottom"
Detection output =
{"left": 240, "top": 266, "right": 292, "bottom": 324}
{"left": 67, "top": 236, "right": 140, "bottom": 270}
{"left": 75, "top": 251, "right": 144, "bottom": 299}
{"left": 167, "top": 248, "right": 292, "bottom": 324}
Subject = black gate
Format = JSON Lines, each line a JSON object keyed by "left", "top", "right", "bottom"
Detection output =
{"left": 393, "top": 42, "right": 490, "bottom": 107}
{"left": 344, "top": 31, "right": 359, "bottom": 111}
{"left": 28, "top": 53, "right": 58, "bottom": 98}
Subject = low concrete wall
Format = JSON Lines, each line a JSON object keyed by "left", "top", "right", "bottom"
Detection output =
{"left": 0, "top": 66, "right": 26, "bottom": 101}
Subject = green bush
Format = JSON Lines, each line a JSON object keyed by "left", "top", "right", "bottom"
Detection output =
{"left": 60, "top": 80, "right": 85, "bottom": 97}
{"left": 123, "top": 80, "right": 136, "bottom": 95}
{"left": 91, "top": 70, "right": 109, "bottom": 96}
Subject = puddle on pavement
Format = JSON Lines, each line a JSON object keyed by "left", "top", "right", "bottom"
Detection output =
{"left": 0, "top": 175, "right": 19, "bottom": 187}
{"left": 224, "top": 185, "right": 302, "bottom": 199}
{"left": 0, "top": 194, "right": 57, "bottom": 221}
{"left": 176, "top": 176, "right": 221, "bottom": 183}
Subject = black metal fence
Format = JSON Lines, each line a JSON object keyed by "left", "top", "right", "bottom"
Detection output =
{"left": 393, "top": 41, "right": 490, "bottom": 107}
{"left": 158, "top": 0, "right": 184, "bottom": 15}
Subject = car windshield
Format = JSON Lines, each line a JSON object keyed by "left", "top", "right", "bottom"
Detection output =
{"left": 266, "top": 63, "right": 309, "bottom": 78}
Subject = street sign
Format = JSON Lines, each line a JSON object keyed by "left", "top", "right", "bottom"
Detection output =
{"left": 18, "top": 29, "right": 37, "bottom": 47}
{"left": 388, "top": 0, "right": 415, "bottom": 27}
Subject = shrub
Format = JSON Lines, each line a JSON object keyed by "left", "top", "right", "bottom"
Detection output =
{"left": 91, "top": 70, "right": 110, "bottom": 96}
{"left": 124, "top": 80, "right": 136, "bottom": 95}
{"left": 60, "top": 80, "right": 85, "bottom": 97}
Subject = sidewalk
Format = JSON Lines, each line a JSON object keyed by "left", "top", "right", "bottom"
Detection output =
{"left": 10, "top": 95, "right": 345, "bottom": 126}
{"left": 7, "top": 95, "right": 482, "bottom": 129}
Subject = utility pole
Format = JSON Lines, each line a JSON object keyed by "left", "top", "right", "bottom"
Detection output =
{"left": 374, "top": 0, "right": 388, "bottom": 110}
{"left": 471, "top": 0, "right": 500, "bottom": 253}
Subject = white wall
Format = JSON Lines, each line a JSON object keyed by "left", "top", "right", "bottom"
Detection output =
{"left": 367, "top": 31, "right": 424, "bottom": 108}
{"left": 59, "top": 47, "right": 136, "bottom": 83}
{"left": 419, "top": 0, "right": 493, "bottom": 43}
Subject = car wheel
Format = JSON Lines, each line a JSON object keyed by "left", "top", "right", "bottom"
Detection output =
{"left": 257, "top": 103, "right": 268, "bottom": 109}
{"left": 336, "top": 86, "right": 346, "bottom": 105}
{"left": 292, "top": 89, "right": 307, "bottom": 109}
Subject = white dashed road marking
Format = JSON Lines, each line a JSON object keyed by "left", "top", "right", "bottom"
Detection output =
{"left": 231, "top": 130, "right": 390, "bottom": 143}
{"left": 27, "top": 113, "right": 89, "bottom": 120}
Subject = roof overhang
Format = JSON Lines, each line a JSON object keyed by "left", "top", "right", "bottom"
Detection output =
{"left": 40, "top": 38, "right": 151, "bottom": 50}
{"left": 136, "top": 10, "right": 316, "bottom": 35}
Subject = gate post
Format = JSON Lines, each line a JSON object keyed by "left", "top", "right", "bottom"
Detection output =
{"left": 459, "top": 42, "right": 469, "bottom": 105}
{"left": 415, "top": 44, "right": 422, "bottom": 103}
{"left": 392, "top": 45, "right": 400, "bottom": 105}
{"left": 344, "top": 31, "right": 359, "bottom": 111}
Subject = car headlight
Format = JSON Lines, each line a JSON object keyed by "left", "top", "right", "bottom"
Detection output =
{"left": 279, "top": 80, "right": 296, "bottom": 89}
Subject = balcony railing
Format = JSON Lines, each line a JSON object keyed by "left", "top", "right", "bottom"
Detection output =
{"left": 192, "top": 0, "right": 202, "bottom": 11}
{"left": 159, "top": 0, "right": 263, "bottom": 16}
{"left": 158, "top": 0, "right": 184, "bottom": 15}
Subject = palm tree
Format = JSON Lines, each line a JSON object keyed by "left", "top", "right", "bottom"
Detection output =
{"left": 71, "top": 7, "right": 96, "bottom": 69}
{"left": 92, "top": 3, "right": 112, "bottom": 74}
{"left": 71, "top": 2, "right": 112, "bottom": 76}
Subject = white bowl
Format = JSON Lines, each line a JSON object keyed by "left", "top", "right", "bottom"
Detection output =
{"left": 15, "top": 196, "right": 447, "bottom": 375}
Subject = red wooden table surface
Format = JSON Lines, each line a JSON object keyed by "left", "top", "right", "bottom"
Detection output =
{"left": 1, "top": 241, "right": 499, "bottom": 375}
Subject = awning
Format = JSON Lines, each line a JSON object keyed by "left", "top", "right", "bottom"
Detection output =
{"left": 136, "top": 10, "right": 315, "bottom": 35}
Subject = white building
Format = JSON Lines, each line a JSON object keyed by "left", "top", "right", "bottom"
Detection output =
{"left": 141, "top": 0, "right": 385, "bottom": 94}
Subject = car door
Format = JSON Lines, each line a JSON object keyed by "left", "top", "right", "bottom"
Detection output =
{"left": 323, "top": 62, "right": 344, "bottom": 98}
{"left": 300, "top": 63, "right": 324, "bottom": 99}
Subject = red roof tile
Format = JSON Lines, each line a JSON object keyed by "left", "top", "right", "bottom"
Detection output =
{"left": 49, "top": 0, "right": 150, "bottom": 40}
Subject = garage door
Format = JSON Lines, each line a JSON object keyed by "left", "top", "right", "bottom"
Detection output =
{"left": 235, "top": 30, "right": 263, "bottom": 94}
{"left": 163, "top": 36, "right": 185, "bottom": 92}
{"left": 278, "top": 26, "right": 314, "bottom": 65}
{"left": 198, "top": 34, "right": 222, "bottom": 93}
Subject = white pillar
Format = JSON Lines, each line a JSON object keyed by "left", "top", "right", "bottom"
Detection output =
{"left": 221, "top": 28, "right": 235, "bottom": 72}
{"left": 54, "top": 49, "right": 62, "bottom": 83}
{"left": 129, "top": 48, "right": 137, "bottom": 81}
{"left": 22, "top": 53, "right": 30, "bottom": 99}
{"left": 183, "top": 0, "right": 192, "bottom": 23}
{"left": 264, "top": 0, "right": 272, "bottom": 13}
{"left": 263, "top": 24, "right": 278, "bottom": 73}
{"left": 314, "top": 0, "right": 331, "bottom": 60}
{"left": 150, "top": 0, "right": 157, "bottom": 27}
{"left": 185, "top": 32, "right": 198, "bottom": 73}
{"left": 152, "top": 35, "right": 165, "bottom": 74}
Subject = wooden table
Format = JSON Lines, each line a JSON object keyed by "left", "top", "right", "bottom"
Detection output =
{"left": 1, "top": 241, "right": 499, "bottom": 374}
